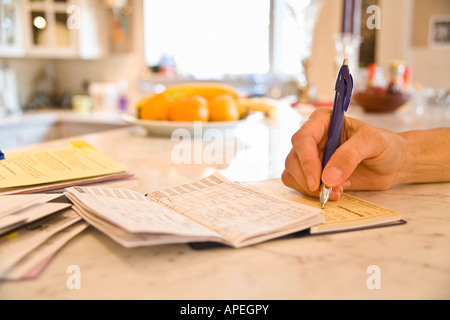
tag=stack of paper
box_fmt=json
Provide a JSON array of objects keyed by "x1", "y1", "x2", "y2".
[
  {"x1": 0, "y1": 194, "x2": 88, "y2": 281},
  {"x1": 0, "y1": 140, "x2": 133, "y2": 280},
  {"x1": 0, "y1": 140, "x2": 134, "y2": 195}
]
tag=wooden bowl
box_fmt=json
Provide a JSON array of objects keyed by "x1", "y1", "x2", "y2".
[{"x1": 353, "y1": 90, "x2": 411, "y2": 113}]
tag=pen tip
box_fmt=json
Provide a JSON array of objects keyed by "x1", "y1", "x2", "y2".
[{"x1": 343, "y1": 58, "x2": 349, "y2": 66}]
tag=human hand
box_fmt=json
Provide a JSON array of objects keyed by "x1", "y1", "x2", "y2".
[{"x1": 282, "y1": 108, "x2": 408, "y2": 200}]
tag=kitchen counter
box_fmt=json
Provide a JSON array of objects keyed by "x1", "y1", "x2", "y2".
[
  {"x1": 0, "y1": 110, "x2": 130, "y2": 150},
  {"x1": 0, "y1": 101, "x2": 449, "y2": 300}
]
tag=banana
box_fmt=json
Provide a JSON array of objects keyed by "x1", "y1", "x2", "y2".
[
  {"x1": 164, "y1": 82, "x2": 239, "y2": 101},
  {"x1": 237, "y1": 97, "x2": 278, "y2": 117}
]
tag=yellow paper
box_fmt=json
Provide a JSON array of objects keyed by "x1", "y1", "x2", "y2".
[
  {"x1": 242, "y1": 179, "x2": 401, "y2": 234},
  {"x1": 0, "y1": 141, "x2": 127, "y2": 190},
  {"x1": 294, "y1": 193, "x2": 401, "y2": 233}
]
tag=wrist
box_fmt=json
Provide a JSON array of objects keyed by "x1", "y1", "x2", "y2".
[
  {"x1": 396, "y1": 131, "x2": 418, "y2": 185},
  {"x1": 398, "y1": 128, "x2": 450, "y2": 184}
]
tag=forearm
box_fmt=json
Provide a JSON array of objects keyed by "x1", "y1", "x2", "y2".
[{"x1": 399, "y1": 128, "x2": 450, "y2": 185}]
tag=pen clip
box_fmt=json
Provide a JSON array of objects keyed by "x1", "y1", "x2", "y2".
[
  {"x1": 335, "y1": 64, "x2": 353, "y2": 112},
  {"x1": 342, "y1": 66, "x2": 354, "y2": 112},
  {"x1": 343, "y1": 72, "x2": 353, "y2": 112}
]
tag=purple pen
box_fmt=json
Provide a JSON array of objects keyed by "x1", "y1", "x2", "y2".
[{"x1": 320, "y1": 58, "x2": 353, "y2": 209}]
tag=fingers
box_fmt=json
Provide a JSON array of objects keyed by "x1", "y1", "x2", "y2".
[
  {"x1": 283, "y1": 108, "x2": 359, "y2": 202},
  {"x1": 283, "y1": 109, "x2": 355, "y2": 201},
  {"x1": 282, "y1": 169, "x2": 350, "y2": 201},
  {"x1": 283, "y1": 149, "x2": 315, "y2": 196},
  {"x1": 322, "y1": 125, "x2": 385, "y2": 187},
  {"x1": 330, "y1": 180, "x2": 352, "y2": 201},
  {"x1": 281, "y1": 170, "x2": 309, "y2": 196},
  {"x1": 290, "y1": 109, "x2": 331, "y2": 192}
]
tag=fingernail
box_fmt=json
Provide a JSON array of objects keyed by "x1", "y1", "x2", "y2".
[
  {"x1": 307, "y1": 175, "x2": 318, "y2": 192},
  {"x1": 330, "y1": 190, "x2": 341, "y2": 201},
  {"x1": 342, "y1": 180, "x2": 351, "y2": 189},
  {"x1": 322, "y1": 167, "x2": 343, "y2": 186}
]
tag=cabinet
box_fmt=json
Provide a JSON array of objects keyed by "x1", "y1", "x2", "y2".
[
  {"x1": 0, "y1": 0, "x2": 108, "y2": 59},
  {"x1": 22, "y1": 0, "x2": 78, "y2": 57},
  {"x1": 0, "y1": 0, "x2": 25, "y2": 57}
]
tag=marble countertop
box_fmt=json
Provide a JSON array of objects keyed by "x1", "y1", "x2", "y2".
[
  {"x1": 1, "y1": 102, "x2": 449, "y2": 300},
  {"x1": 0, "y1": 109, "x2": 130, "y2": 127}
]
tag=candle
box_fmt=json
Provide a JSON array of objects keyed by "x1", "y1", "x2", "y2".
[
  {"x1": 342, "y1": 0, "x2": 354, "y2": 34},
  {"x1": 342, "y1": 0, "x2": 362, "y2": 35},
  {"x1": 352, "y1": 0, "x2": 362, "y2": 35}
]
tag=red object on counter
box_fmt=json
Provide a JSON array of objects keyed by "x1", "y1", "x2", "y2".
[
  {"x1": 367, "y1": 63, "x2": 377, "y2": 85},
  {"x1": 403, "y1": 66, "x2": 411, "y2": 87}
]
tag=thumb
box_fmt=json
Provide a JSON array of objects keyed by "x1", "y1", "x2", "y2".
[{"x1": 321, "y1": 126, "x2": 382, "y2": 187}]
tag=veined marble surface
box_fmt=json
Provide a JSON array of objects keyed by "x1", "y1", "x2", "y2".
[{"x1": 0, "y1": 102, "x2": 449, "y2": 300}]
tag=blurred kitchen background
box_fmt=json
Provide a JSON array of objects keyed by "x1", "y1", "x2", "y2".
[{"x1": 0, "y1": 0, "x2": 449, "y2": 116}]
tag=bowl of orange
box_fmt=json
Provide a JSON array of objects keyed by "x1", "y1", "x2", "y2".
[{"x1": 126, "y1": 82, "x2": 270, "y2": 136}]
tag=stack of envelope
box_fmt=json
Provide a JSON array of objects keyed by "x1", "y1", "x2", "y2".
[{"x1": 0, "y1": 194, "x2": 88, "y2": 281}]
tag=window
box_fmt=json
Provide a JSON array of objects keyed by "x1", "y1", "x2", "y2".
[
  {"x1": 143, "y1": 0, "x2": 312, "y2": 79},
  {"x1": 144, "y1": 0, "x2": 271, "y2": 78}
]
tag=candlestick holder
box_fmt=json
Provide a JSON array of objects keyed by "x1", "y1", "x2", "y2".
[
  {"x1": 334, "y1": 32, "x2": 362, "y2": 77},
  {"x1": 288, "y1": 0, "x2": 324, "y2": 104},
  {"x1": 296, "y1": 58, "x2": 317, "y2": 103}
]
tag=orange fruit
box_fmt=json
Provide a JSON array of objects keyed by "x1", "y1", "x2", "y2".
[
  {"x1": 209, "y1": 94, "x2": 240, "y2": 121},
  {"x1": 169, "y1": 95, "x2": 210, "y2": 122},
  {"x1": 138, "y1": 93, "x2": 173, "y2": 121}
]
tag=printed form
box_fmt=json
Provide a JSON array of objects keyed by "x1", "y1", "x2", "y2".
[
  {"x1": 241, "y1": 179, "x2": 402, "y2": 234},
  {"x1": 148, "y1": 174, "x2": 323, "y2": 245},
  {"x1": 65, "y1": 173, "x2": 324, "y2": 248},
  {"x1": 0, "y1": 141, "x2": 127, "y2": 190}
]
